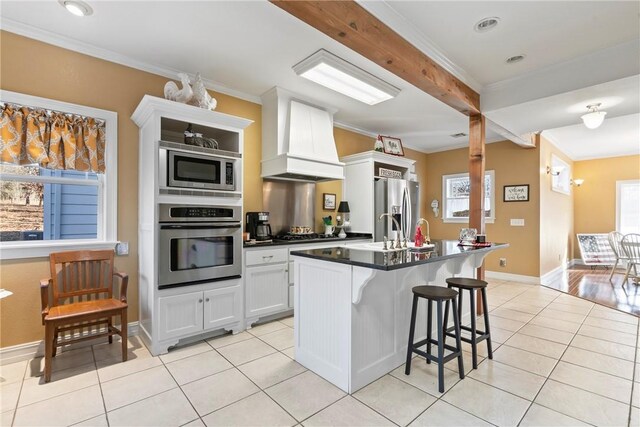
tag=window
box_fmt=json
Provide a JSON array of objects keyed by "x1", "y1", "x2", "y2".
[
  {"x1": 550, "y1": 154, "x2": 571, "y2": 195},
  {"x1": 0, "y1": 91, "x2": 117, "y2": 259},
  {"x1": 442, "y1": 171, "x2": 495, "y2": 223},
  {"x1": 617, "y1": 180, "x2": 640, "y2": 235}
]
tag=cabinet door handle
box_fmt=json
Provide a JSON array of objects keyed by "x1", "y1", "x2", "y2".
[
  {"x1": 205, "y1": 297, "x2": 210, "y2": 302},
  {"x1": 198, "y1": 299, "x2": 203, "y2": 303},
  {"x1": 262, "y1": 255, "x2": 274, "y2": 261}
]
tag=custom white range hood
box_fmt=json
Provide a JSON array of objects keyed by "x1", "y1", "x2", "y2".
[{"x1": 261, "y1": 87, "x2": 345, "y2": 182}]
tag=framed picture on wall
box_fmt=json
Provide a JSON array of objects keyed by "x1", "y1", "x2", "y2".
[
  {"x1": 380, "y1": 136, "x2": 404, "y2": 156},
  {"x1": 503, "y1": 184, "x2": 529, "y2": 202},
  {"x1": 323, "y1": 193, "x2": 336, "y2": 210}
]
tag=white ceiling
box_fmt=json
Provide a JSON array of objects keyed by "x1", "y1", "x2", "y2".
[
  {"x1": 372, "y1": 1, "x2": 640, "y2": 86},
  {"x1": 544, "y1": 113, "x2": 640, "y2": 161},
  {"x1": 1, "y1": 0, "x2": 639, "y2": 159}
]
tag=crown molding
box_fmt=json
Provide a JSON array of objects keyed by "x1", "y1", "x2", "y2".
[
  {"x1": 333, "y1": 121, "x2": 378, "y2": 139},
  {"x1": 570, "y1": 150, "x2": 640, "y2": 162},
  {"x1": 0, "y1": 18, "x2": 263, "y2": 105},
  {"x1": 355, "y1": 0, "x2": 483, "y2": 93}
]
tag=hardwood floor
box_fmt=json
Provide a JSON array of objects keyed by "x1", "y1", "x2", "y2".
[{"x1": 542, "y1": 265, "x2": 640, "y2": 316}]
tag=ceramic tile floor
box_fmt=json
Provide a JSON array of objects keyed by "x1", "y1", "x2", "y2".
[{"x1": 1, "y1": 279, "x2": 639, "y2": 426}]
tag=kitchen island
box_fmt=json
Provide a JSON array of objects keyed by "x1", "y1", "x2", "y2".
[{"x1": 290, "y1": 240, "x2": 508, "y2": 393}]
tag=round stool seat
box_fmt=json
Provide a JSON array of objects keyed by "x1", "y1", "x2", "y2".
[
  {"x1": 445, "y1": 277, "x2": 488, "y2": 289},
  {"x1": 412, "y1": 285, "x2": 458, "y2": 300}
]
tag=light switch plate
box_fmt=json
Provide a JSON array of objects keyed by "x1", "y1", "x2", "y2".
[
  {"x1": 510, "y1": 219, "x2": 525, "y2": 226},
  {"x1": 115, "y1": 242, "x2": 129, "y2": 255}
]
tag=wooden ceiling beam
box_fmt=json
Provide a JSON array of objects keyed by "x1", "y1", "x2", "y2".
[{"x1": 270, "y1": 0, "x2": 480, "y2": 116}]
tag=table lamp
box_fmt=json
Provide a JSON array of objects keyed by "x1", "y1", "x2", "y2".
[{"x1": 337, "y1": 201, "x2": 350, "y2": 238}]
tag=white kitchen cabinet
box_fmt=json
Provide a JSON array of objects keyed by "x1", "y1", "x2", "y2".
[
  {"x1": 158, "y1": 284, "x2": 242, "y2": 343},
  {"x1": 245, "y1": 263, "x2": 289, "y2": 324},
  {"x1": 341, "y1": 151, "x2": 416, "y2": 235},
  {"x1": 158, "y1": 291, "x2": 204, "y2": 342},
  {"x1": 288, "y1": 260, "x2": 295, "y2": 309},
  {"x1": 133, "y1": 96, "x2": 251, "y2": 355},
  {"x1": 244, "y1": 239, "x2": 373, "y2": 324},
  {"x1": 203, "y1": 285, "x2": 242, "y2": 330}
]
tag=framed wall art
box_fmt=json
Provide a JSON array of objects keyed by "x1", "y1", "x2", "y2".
[
  {"x1": 323, "y1": 193, "x2": 336, "y2": 210},
  {"x1": 503, "y1": 184, "x2": 529, "y2": 202},
  {"x1": 380, "y1": 136, "x2": 404, "y2": 156}
]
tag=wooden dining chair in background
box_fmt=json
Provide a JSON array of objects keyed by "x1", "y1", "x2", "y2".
[
  {"x1": 40, "y1": 249, "x2": 128, "y2": 382},
  {"x1": 621, "y1": 233, "x2": 640, "y2": 287},
  {"x1": 608, "y1": 231, "x2": 628, "y2": 281}
]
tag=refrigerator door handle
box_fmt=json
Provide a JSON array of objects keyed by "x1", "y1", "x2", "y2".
[{"x1": 403, "y1": 185, "x2": 409, "y2": 240}]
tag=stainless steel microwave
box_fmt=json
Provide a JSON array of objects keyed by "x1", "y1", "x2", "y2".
[{"x1": 160, "y1": 149, "x2": 236, "y2": 191}]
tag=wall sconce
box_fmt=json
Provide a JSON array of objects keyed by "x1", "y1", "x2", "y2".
[
  {"x1": 546, "y1": 166, "x2": 561, "y2": 176},
  {"x1": 571, "y1": 178, "x2": 584, "y2": 187}
]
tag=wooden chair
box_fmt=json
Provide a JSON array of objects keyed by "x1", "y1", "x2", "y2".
[
  {"x1": 608, "y1": 231, "x2": 629, "y2": 281},
  {"x1": 40, "y1": 249, "x2": 128, "y2": 382},
  {"x1": 621, "y1": 233, "x2": 640, "y2": 287}
]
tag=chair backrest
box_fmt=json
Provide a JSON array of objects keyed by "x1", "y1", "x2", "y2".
[
  {"x1": 608, "y1": 231, "x2": 627, "y2": 259},
  {"x1": 621, "y1": 233, "x2": 640, "y2": 263},
  {"x1": 49, "y1": 250, "x2": 115, "y2": 306}
]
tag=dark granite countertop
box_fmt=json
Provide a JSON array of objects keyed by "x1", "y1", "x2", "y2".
[
  {"x1": 243, "y1": 233, "x2": 372, "y2": 249},
  {"x1": 290, "y1": 240, "x2": 509, "y2": 271}
]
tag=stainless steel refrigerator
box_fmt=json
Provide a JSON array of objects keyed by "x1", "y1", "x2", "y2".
[{"x1": 374, "y1": 178, "x2": 420, "y2": 242}]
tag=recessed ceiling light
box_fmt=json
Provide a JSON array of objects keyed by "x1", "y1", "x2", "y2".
[
  {"x1": 59, "y1": 0, "x2": 93, "y2": 17},
  {"x1": 506, "y1": 55, "x2": 526, "y2": 64},
  {"x1": 474, "y1": 17, "x2": 500, "y2": 33},
  {"x1": 293, "y1": 49, "x2": 400, "y2": 105}
]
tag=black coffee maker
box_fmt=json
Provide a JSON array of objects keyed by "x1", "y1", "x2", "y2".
[{"x1": 246, "y1": 212, "x2": 272, "y2": 241}]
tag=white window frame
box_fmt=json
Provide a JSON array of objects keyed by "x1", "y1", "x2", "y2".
[
  {"x1": 616, "y1": 179, "x2": 640, "y2": 234},
  {"x1": 0, "y1": 90, "x2": 118, "y2": 259},
  {"x1": 442, "y1": 170, "x2": 495, "y2": 224},
  {"x1": 550, "y1": 154, "x2": 571, "y2": 195}
]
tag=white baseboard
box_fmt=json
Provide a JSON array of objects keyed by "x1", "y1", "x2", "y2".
[
  {"x1": 0, "y1": 322, "x2": 139, "y2": 366},
  {"x1": 485, "y1": 270, "x2": 541, "y2": 284},
  {"x1": 540, "y1": 265, "x2": 565, "y2": 285},
  {"x1": 569, "y1": 258, "x2": 584, "y2": 267}
]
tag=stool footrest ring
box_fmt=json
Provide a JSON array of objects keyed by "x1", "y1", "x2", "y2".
[
  {"x1": 411, "y1": 338, "x2": 460, "y2": 354},
  {"x1": 411, "y1": 347, "x2": 462, "y2": 365},
  {"x1": 445, "y1": 330, "x2": 490, "y2": 345}
]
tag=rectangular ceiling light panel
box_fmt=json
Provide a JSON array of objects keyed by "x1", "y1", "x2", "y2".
[{"x1": 293, "y1": 49, "x2": 400, "y2": 105}]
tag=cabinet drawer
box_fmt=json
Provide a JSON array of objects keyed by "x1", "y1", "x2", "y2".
[{"x1": 245, "y1": 247, "x2": 287, "y2": 266}]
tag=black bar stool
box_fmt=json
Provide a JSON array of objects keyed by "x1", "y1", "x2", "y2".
[
  {"x1": 405, "y1": 285, "x2": 464, "y2": 393},
  {"x1": 443, "y1": 277, "x2": 493, "y2": 369}
]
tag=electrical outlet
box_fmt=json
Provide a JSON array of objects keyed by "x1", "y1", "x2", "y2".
[
  {"x1": 499, "y1": 258, "x2": 507, "y2": 267},
  {"x1": 510, "y1": 219, "x2": 525, "y2": 226},
  {"x1": 115, "y1": 242, "x2": 129, "y2": 256}
]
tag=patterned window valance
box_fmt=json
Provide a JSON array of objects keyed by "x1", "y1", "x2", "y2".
[{"x1": 0, "y1": 102, "x2": 106, "y2": 173}]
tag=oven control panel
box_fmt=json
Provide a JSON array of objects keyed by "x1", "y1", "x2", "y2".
[
  {"x1": 171, "y1": 207, "x2": 234, "y2": 218},
  {"x1": 159, "y1": 204, "x2": 242, "y2": 223}
]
